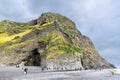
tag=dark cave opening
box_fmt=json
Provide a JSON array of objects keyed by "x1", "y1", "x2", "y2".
[
  {"x1": 25, "y1": 48, "x2": 41, "y2": 66},
  {"x1": 81, "y1": 58, "x2": 83, "y2": 67}
]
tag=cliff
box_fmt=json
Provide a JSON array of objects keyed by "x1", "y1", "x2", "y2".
[{"x1": 0, "y1": 12, "x2": 113, "y2": 70}]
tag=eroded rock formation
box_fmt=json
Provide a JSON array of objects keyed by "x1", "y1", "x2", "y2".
[{"x1": 0, "y1": 12, "x2": 114, "y2": 70}]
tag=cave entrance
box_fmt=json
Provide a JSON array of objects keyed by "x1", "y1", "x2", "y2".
[
  {"x1": 25, "y1": 48, "x2": 41, "y2": 66},
  {"x1": 31, "y1": 48, "x2": 41, "y2": 66},
  {"x1": 81, "y1": 58, "x2": 83, "y2": 67}
]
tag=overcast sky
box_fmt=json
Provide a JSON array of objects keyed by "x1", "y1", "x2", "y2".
[{"x1": 0, "y1": 0, "x2": 120, "y2": 67}]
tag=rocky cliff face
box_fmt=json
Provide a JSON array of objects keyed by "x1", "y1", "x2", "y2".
[{"x1": 0, "y1": 12, "x2": 113, "y2": 70}]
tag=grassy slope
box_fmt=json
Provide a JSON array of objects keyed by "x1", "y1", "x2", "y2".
[{"x1": 0, "y1": 15, "x2": 81, "y2": 59}]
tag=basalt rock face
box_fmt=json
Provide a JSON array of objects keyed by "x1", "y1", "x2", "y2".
[{"x1": 0, "y1": 12, "x2": 113, "y2": 70}]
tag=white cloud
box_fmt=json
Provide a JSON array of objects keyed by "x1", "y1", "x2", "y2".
[
  {"x1": 0, "y1": 16, "x2": 5, "y2": 21},
  {"x1": 100, "y1": 48, "x2": 120, "y2": 65},
  {"x1": 10, "y1": 0, "x2": 37, "y2": 20},
  {"x1": 100, "y1": 48, "x2": 120, "y2": 56},
  {"x1": 12, "y1": 0, "x2": 30, "y2": 17},
  {"x1": 0, "y1": 0, "x2": 38, "y2": 21}
]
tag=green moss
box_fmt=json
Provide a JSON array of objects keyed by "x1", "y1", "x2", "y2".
[
  {"x1": 41, "y1": 21, "x2": 54, "y2": 27},
  {"x1": 38, "y1": 31, "x2": 67, "y2": 45},
  {"x1": 39, "y1": 36, "x2": 51, "y2": 44},
  {"x1": 58, "y1": 22, "x2": 76, "y2": 39},
  {"x1": 0, "y1": 29, "x2": 32, "y2": 47},
  {"x1": 31, "y1": 21, "x2": 54, "y2": 31},
  {"x1": 0, "y1": 20, "x2": 33, "y2": 35},
  {"x1": 37, "y1": 30, "x2": 80, "y2": 58},
  {"x1": 43, "y1": 45, "x2": 64, "y2": 58},
  {"x1": 6, "y1": 42, "x2": 26, "y2": 50},
  {"x1": 43, "y1": 43, "x2": 81, "y2": 58},
  {"x1": 66, "y1": 30, "x2": 76, "y2": 38},
  {"x1": 5, "y1": 39, "x2": 36, "y2": 50},
  {"x1": 58, "y1": 44, "x2": 81, "y2": 54}
]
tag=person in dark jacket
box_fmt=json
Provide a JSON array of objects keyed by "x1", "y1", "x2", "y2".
[{"x1": 24, "y1": 68, "x2": 28, "y2": 74}]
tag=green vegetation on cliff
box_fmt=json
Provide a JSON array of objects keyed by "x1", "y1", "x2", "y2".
[
  {"x1": 0, "y1": 13, "x2": 81, "y2": 58},
  {"x1": 0, "y1": 12, "x2": 112, "y2": 69}
]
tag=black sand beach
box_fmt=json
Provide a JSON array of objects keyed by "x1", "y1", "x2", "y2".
[{"x1": 0, "y1": 66, "x2": 120, "y2": 80}]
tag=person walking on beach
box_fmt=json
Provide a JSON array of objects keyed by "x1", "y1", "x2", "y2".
[
  {"x1": 42, "y1": 67, "x2": 44, "y2": 71},
  {"x1": 24, "y1": 68, "x2": 28, "y2": 74},
  {"x1": 110, "y1": 69, "x2": 115, "y2": 75},
  {"x1": 16, "y1": 64, "x2": 19, "y2": 68}
]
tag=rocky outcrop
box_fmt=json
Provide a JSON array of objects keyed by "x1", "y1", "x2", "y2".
[{"x1": 0, "y1": 12, "x2": 114, "y2": 70}]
